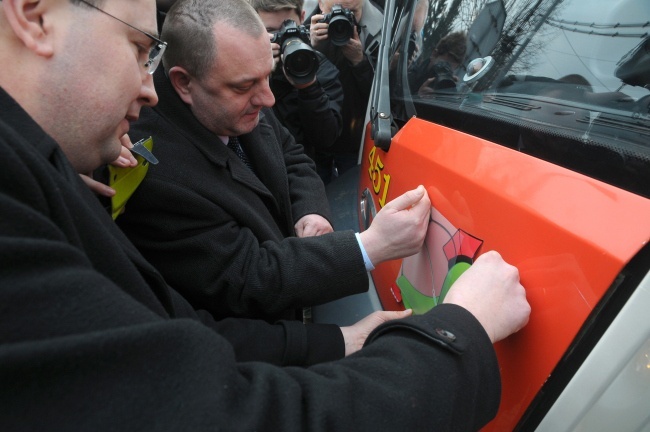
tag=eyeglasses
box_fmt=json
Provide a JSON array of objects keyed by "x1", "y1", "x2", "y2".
[{"x1": 77, "y1": 0, "x2": 167, "y2": 74}]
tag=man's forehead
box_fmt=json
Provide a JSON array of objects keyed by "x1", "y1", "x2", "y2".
[
  {"x1": 326, "y1": 0, "x2": 363, "y2": 9},
  {"x1": 259, "y1": 9, "x2": 300, "y2": 30},
  {"x1": 212, "y1": 21, "x2": 272, "y2": 76},
  {"x1": 325, "y1": 0, "x2": 362, "y2": 10}
]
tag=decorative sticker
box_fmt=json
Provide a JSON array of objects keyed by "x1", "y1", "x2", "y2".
[{"x1": 396, "y1": 206, "x2": 483, "y2": 315}]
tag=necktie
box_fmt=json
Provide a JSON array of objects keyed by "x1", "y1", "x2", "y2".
[{"x1": 227, "y1": 136, "x2": 254, "y2": 171}]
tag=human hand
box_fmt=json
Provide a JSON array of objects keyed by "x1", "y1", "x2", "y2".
[
  {"x1": 417, "y1": 75, "x2": 459, "y2": 96},
  {"x1": 340, "y1": 309, "x2": 413, "y2": 356},
  {"x1": 284, "y1": 74, "x2": 318, "y2": 89},
  {"x1": 309, "y1": 14, "x2": 328, "y2": 49},
  {"x1": 294, "y1": 214, "x2": 334, "y2": 237},
  {"x1": 80, "y1": 174, "x2": 115, "y2": 197},
  {"x1": 340, "y1": 26, "x2": 364, "y2": 66},
  {"x1": 443, "y1": 250, "x2": 531, "y2": 343},
  {"x1": 79, "y1": 134, "x2": 137, "y2": 197},
  {"x1": 269, "y1": 34, "x2": 281, "y2": 71},
  {"x1": 359, "y1": 185, "x2": 430, "y2": 265}
]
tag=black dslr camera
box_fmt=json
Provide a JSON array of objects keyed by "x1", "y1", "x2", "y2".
[
  {"x1": 319, "y1": 4, "x2": 359, "y2": 46},
  {"x1": 428, "y1": 61, "x2": 457, "y2": 91},
  {"x1": 271, "y1": 19, "x2": 319, "y2": 85}
]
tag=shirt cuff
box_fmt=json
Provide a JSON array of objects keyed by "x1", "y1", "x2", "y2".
[{"x1": 355, "y1": 232, "x2": 375, "y2": 271}]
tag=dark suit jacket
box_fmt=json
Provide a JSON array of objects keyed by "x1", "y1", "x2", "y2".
[
  {"x1": 118, "y1": 70, "x2": 369, "y2": 321},
  {"x1": 0, "y1": 86, "x2": 502, "y2": 431}
]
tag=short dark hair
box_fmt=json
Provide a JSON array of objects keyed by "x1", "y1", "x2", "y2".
[
  {"x1": 162, "y1": 0, "x2": 265, "y2": 79},
  {"x1": 248, "y1": 0, "x2": 303, "y2": 16},
  {"x1": 435, "y1": 31, "x2": 467, "y2": 64}
]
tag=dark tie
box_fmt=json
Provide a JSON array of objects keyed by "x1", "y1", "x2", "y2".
[{"x1": 227, "y1": 136, "x2": 254, "y2": 171}]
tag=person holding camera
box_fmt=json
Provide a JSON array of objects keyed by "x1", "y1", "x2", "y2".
[
  {"x1": 250, "y1": 0, "x2": 344, "y2": 163},
  {"x1": 408, "y1": 31, "x2": 468, "y2": 96},
  {"x1": 307, "y1": 0, "x2": 383, "y2": 182}
]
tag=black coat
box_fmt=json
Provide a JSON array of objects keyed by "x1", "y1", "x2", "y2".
[
  {"x1": 270, "y1": 51, "x2": 344, "y2": 158},
  {"x1": 0, "y1": 87, "x2": 502, "y2": 431},
  {"x1": 118, "y1": 71, "x2": 369, "y2": 322},
  {"x1": 0, "y1": 87, "x2": 341, "y2": 367}
]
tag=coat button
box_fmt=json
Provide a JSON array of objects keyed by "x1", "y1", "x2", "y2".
[{"x1": 435, "y1": 328, "x2": 456, "y2": 341}]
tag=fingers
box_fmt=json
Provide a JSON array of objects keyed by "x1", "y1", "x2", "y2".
[
  {"x1": 384, "y1": 185, "x2": 426, "y2": 212},
  {"x1": 384, "y1": 185, "x2": 431, "y2": 226},
  {"x1": 341, "y1": 309, "x2": 412, "y2": 356},
  {"x1": 360, "y1": 186, "x2": 430, "y2": 264},
  {"x1": 294, "y1": 215, "x2": 333, "y2": 238},
  {"x1": 374, "y1": 308, "x2": 413, "y2": 323},
  {"x1": 294, "y1": 222, "x2": 305, "y2": 238},
  {"x1": 119, "y1": 133, "x2": 134, "y2": 149},
  {"x1": 80, "y1": 174, "x2": 115, "y2": 197},
  {"x1": 442, "y1": 251, "x2": 531, "y2": 343},
  {"x1": 310, "y1": 15, "x2": 328, "y2": 46},
  {"x1": 114, "y1": 134, "x2": 137, "y2": 167},
  {"x1": 341, "y1": 37, "x2": 364, "y2": 65}
]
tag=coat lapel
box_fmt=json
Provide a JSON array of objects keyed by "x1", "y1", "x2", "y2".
[{"x1": 151, "y1": 69, "x2": 275, "y2": 200}]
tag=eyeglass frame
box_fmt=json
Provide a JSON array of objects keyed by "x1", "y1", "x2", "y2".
[{"x1": 77, "y1": 0, "x2": 167, "y2": 74}]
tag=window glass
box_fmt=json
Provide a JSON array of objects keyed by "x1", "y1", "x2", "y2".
[{"x1": 389, "y1": 0, "x2": 650, "y2": 197}]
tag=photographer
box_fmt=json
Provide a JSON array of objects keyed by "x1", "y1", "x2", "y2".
[
  {"x1": 251, "y1": 0, "x2": 344, "y2": 162},
  {"x1": 308, "y1": 0, "x2": 383, "y2": 182},
  {"x1": 408, "y1": 31, "x2": 467, "y2": 96}
]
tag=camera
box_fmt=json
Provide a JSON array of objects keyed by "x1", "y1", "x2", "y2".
[
  {"x1": 271, "y1": 19, "x2": 319, "y2": 85},
  {"x1": 319, "y1": 4, "x2": 359, "y2": 47},
  {"x1": 428, "y1": 61, "x2": 457, "y2": 91}
]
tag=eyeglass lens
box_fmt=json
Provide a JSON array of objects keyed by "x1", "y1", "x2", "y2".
[{"x1": 145, "y1": 43, "x2": 167, "y2": 74}]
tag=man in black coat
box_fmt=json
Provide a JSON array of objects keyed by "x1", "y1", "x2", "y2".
[
  {"x1": 0, "y1": 0, "x2": 530, "y2": 430},
  {"x1": 117, "y1": 0, "x2": 430, "y2": 325}
]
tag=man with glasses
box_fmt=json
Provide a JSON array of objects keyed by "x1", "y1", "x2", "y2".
[
  {"x1": 0, "y1": 0, "x2": 530, "y2": 430},
  {"x1": 78, "y1": 0, "x2": 167, "y2": 73}
]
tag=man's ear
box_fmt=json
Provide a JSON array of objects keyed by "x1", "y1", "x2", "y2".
[
  {"x1": 168, "y1": 66, "x2": 194, "y2": 106},
  {"x1": 2, "y1": 0, "x2": 55, "y2": 57}
]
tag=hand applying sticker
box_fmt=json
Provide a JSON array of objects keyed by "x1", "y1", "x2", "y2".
[{"x1": 359, "y1": 185, "x2": 431, "y2": 266}]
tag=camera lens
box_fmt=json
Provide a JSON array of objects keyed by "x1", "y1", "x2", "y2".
[
  {"x1": 283, "y1": 39, "x2": 319, "y2": 84},
  {"x1": 430, "y1": 61, "x2": 457, "y2": 91},
  {"x1": 328, "y1": 15, "x2": 353, "y2": 46}
]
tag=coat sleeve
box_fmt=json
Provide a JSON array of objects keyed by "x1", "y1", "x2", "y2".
[
  {"x1": 167, "y1": 288, "x2": 345, "y2": 366},
  {"x1": 294, "y1": 55, "x2": 344, "y2": 151},
  {"x1": 0, "y1": 150, "x2": 501, "y2": 431},
  {"x1": 1, "y1": 241, "x2": 501, "y2": 432},
  {"x1": 117, "y1": 108, "x2": 370, "y2": 321}
]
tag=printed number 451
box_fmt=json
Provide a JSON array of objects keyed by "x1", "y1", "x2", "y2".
[{"x1": 368, "y1": 146, "x2": 391, "y2": 208}]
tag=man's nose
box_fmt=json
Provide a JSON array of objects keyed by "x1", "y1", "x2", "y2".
[
  {"x1": 140, "y1": 73, "x2": 159, "y2": 107},
  {"x1": 252, "y1": 80, "x2": 275, "y2": 108}
]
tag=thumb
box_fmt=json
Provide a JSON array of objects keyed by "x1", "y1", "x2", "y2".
[
  {"x1": 384, "y1": 185, "x2": 425, "y2": 211},
  {"x1": 378, "y1": 308, "x2": 413, "y2": 323}
]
